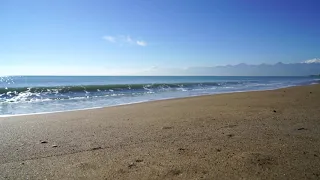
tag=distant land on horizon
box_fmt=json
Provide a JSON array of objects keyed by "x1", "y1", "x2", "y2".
[
  {"x1": 140, "y1": 58, "x2": 320, "y2": 76},
  {"x1": 310, "y1": 74, "x2": 320, "y2": 77}
]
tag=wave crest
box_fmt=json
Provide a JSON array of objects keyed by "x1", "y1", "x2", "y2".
[{"x1": 0, "y1": 82, "x2": 245, "y2": 103}]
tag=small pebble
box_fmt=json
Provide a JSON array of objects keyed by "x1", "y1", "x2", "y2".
[
  {"x1": 128, "y1": 162, "x2": 136, "y2": 168},
  {"x1": 52, "y1": 145, "x2": 58, "y2": 148},
  {"x1": 227, "y1": 134, "x2": 234, "y2": 138},
  {"x1": 40, "y1": 141, "x2": 48, "y2": 144},
  {"x1": 135, "y1": 159, "x2": 143, "y2": 163},
  {"x1": 273, "y1": 110, "x2": 277, "y2": 113}
]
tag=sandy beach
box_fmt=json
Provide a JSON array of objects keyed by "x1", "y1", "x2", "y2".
[{"x1": 0, "y1": 84, "x2": 319, "y2": 180}]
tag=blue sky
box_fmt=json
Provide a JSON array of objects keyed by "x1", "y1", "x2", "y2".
[{"x1": 0, "y1": 0, "x2": 319, "y2": 75}]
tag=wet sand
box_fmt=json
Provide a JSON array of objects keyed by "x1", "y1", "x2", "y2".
[{"x1": 0, "y1": 85, "x2": 320, "y2": 180}]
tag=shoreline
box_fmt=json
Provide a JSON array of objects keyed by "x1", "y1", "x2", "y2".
[
  {"x1": 0, "y1": 84, "x2": 310, "y2": 118},
  {"x1": 1, "y1": 84, "x2": 320, "y2": 179}
]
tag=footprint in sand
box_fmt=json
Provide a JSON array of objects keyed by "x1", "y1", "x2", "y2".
[
  {"x1": 228, "y1": 152, "x2": 276, "y2": 170},
  {"x1": 224, "y1": 124, "x2": 238, "y2": 128},
  {"x1": 75, "y1": 162, "x2": 97, "y2": 170},
  {"x1": 165, "y1": 169, "x2": 182, "y2": 177}
]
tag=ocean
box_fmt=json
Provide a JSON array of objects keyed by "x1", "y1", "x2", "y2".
[{"x1": 0, "y1": 76, "x2": 318, "y2": 116}]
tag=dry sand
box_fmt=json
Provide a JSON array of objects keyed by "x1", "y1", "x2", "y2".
[{"x1": 0, "y1": 85, "x2": 320, "y2": 180}]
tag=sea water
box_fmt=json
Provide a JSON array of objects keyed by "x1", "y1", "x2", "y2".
[{"x1": 0, "y1": 76, "x2": 318, "y2": 116}]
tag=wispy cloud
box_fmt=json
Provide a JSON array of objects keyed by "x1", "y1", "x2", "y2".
[
  {"x1": 136, "y1": 40, "x2": 147, "y2": 46},
  {"x1": 102, "y1": 36, "x2": 116, "y2": 43},
  {"x1": 102, "y1": 35, "x2": 147, "y2": 47},
  {"x1": 125, "y1": 36, "x2": 133, "y2": 43}
]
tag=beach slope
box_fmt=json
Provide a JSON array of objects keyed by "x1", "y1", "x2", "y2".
[{"x1": 0, "y1": 85, "x2": 320, "y2": 179}]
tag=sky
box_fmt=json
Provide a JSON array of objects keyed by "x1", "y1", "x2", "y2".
[{"x1": 0, "y1": 0, "x2": 320, "y2": 75}]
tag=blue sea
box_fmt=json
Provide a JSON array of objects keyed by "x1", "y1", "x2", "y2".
[{"x1": 0, "y1": 76, "x2": 318, "y2": 116}]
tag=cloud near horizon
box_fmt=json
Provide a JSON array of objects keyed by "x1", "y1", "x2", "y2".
[{"x1": 103, "y1": 35, "x2": 147, "y2": 46}]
